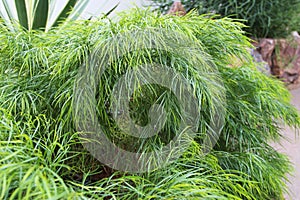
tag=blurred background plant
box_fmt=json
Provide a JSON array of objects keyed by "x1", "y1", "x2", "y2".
[{"x1": 149, "y1": 0, "x2": 300, "y2": 38}]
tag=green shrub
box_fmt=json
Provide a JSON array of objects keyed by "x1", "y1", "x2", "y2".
[
  {"x1": 149, "y1": 0, "x2": 300, "y2": 38},
  {"x1": 0, "y1": 8, "x2": 299, "y2": 199}
]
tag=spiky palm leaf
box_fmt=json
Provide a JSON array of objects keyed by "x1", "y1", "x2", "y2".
[{"x1": 0, "y1": 0, "x2": 89, "y2": 31}]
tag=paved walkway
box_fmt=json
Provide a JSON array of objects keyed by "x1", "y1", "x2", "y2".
[{"x1": 272, "y1": 87, "x2": 300, "y2": 200}]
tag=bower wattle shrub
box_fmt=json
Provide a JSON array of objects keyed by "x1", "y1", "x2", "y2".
[{"x1": 0, "y1": 9, "x2": 299, "y2": 199}]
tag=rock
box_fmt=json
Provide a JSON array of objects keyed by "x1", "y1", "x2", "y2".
[
  {"x1": 292, "y1": 31, "x2": 300, "y2": 44},
  {"x1": 167, "y1": 1, "x2": 186, "y2": 16},
  {"x1": 253, "y1": 32, "x2": 300, "y2": 86},
  {"x1": 250, "y1": 48, "x2": 271, "y2": 75}
]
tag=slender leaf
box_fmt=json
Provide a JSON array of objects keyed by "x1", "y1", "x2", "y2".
[
  {"x1": 14, "y1": 0, "x2": 28, "y2": 29},
  {"x1": 104, "y1": 2, "x2": 119, "y2": 17},
  {"x1": 2, "y1": 0, "x2": 14, "y2": 21},
  {"x1": 51, "y1": 0, "x2": 78, "y2": 28},
  {"x1": 66, "y1": 0, "x2": 89, "y2": 21},
  {"x1": 32, "y1": 0, "x2": 49, "y2": 30}
]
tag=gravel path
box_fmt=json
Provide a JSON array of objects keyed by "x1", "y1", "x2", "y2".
[{"x1": 272, "y1": 87, "x2": 300, "y2": 200}]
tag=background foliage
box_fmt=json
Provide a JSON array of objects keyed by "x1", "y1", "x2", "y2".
[
  {"x1": 0, "y1": 8, "x2": 299, "y2": 199},
  {"x1": 149, "y1": 0, "x2": 300, "y2": 38}
]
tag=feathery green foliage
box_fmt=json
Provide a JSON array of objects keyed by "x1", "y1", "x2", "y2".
[{"x1": 0, "y1": 8, "x2": 299, "y2": 199}]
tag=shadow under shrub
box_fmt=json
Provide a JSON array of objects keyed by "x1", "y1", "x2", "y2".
[{"x1": 0, "y1": 8, "x2": 299, "y2": 199}]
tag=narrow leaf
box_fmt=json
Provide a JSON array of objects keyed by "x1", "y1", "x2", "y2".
[
  {"x1": 14, "y1": 0, "x2": 28, "y2": 29},
  {"x1": 32, "y1": 0, "x2": 49, "y2": 30},
  {"x1": 2, "y1": 0, "x2": 14, "y2": 21},
  {"x1": 104, "y1": 2, "x2": 119, "y2": 18},
  {"x1": 51, "y1": 0, "x2": 78, "y2": 28},
  {"x1": 66, "y1": 0, "x2": 89, "y2": 22}
]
